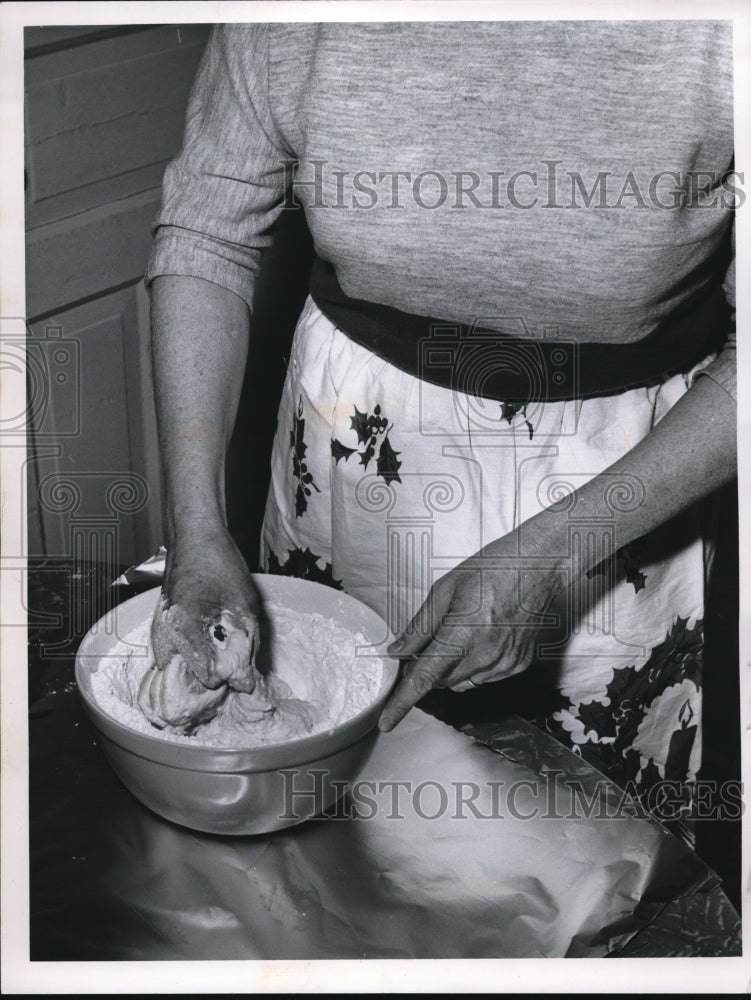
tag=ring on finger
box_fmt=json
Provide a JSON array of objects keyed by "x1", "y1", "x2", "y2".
[{"x1": 449, "y1": 677, "x2": 479, "y2": 693}]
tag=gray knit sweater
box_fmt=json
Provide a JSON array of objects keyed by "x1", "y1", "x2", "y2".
[{"x1": 146, "y1": 21, "x2": 736, "y2": 398}]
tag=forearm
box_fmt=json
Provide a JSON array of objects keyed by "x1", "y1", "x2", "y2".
[
  {"x1": 150, "y1": 275, "x2": 251, "y2": 544},
  {"x1": 521, "y1": 374, "x2": 737, "y2": 573}
]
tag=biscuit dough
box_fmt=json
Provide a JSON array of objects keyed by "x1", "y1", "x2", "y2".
[{"x1": 90, "y1": 603, "x2": 384, "y2": 748}]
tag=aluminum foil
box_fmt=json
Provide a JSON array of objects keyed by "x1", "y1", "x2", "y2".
[
  {"x1": 31, "y1": 655, "x2": 722, "y2": 960},
  {"x1": 111, "y1": 547, "x2": 167, "y2": 587}
]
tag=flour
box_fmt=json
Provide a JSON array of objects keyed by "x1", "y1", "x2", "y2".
[{"x1": 88, "y1": 602, "x2": 384, "y2": 748}]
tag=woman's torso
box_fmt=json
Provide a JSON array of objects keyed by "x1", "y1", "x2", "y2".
[{"x1": 258, "y1": 20, "x2": 734, "y2": 343}]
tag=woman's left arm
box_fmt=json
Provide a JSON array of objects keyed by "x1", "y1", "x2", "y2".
[{"x1": 379, "y1": 371, "x2": 737, "y2": 731}]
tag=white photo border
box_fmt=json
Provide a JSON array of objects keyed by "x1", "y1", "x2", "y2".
[{"x1": 2, "y1": 0, "x2": 749, "y2": 993}]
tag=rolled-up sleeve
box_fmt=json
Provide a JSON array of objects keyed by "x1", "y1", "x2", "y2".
[
  {"x1": 693, "y1": 224, "x2": 736, "y2": 402},
  {"x1": 145, "y1": 24, "x2": 290, "y2": 309}
]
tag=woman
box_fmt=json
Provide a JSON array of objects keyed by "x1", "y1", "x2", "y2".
[{"x1": 143, "y1": 21, "x2": 737, "y2": 829}]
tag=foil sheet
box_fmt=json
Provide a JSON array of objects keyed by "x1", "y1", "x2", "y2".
[
  {"x1": 111, "y1": 547, "x2": 167, "y2": 587},
  {"x1": 30, "y1": 647, "x2": 727, "y2": 961}
]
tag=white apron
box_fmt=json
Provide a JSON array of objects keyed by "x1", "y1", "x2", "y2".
[{"x1": 261, "y1": 296, "x2": 715, "y2": 839}]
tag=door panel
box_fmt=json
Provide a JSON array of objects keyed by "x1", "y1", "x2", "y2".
[
  {"x1": 25, "y1": 190, "x2": 161, "y2": 319},
  {"x1": 28, "y1": 283, "x2": 162, "y2": 569},
  {"x1": 25, "y1": 24, "x2": 211, "y2": 568}
]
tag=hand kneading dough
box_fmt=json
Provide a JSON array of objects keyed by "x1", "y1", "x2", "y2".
[
  {"x1": 138, "y1": 606, "x2": 263, "y2": 732},
  {"x1": 92, "y1": 602, "x2": 384, "y2": 748},
  {"x1": 137, "y1": 652, "x2": 229, "y2": 730},
  {"x1": 208, "y1": 609, "x2": 259, "y2": 689}
]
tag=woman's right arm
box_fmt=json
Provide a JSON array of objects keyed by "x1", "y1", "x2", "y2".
[
  {"x1": 148, "y1": 274, "x2": 262, "y2": 695},
  {"x1": 151, "y1": 273, "x2": 249, "y2": 551},
  {"x1": 143, "y1": 25, "x2": 292, "y2": 709}
]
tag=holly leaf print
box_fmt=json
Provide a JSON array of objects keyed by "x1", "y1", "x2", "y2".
[
  {"x1": 587, "y1": 543, "x2": 647, "y2": 595},
  {"x1": 680, "y1": 648, "x2": 702, "y2": 689},
  {"x1": 605, "y1": 663, "x2": 639, "y2": 710},
  {"x1": 295, "y1": 484, "x2": 309, "y2": 519},
  {"x1": 290, "y1": 396, "x2": 320, "y2": 518},
  {"x1": 500, "y1": 401, "x2": 534, "y2": 439},
  {"x1": 622, "y1": 548, "x2": 648, "y2": 593},
  {"x1": 290, "y1": 398, "x2": 307, "y2": 457},
  {"x1": 340, "y1": 403, "x2": 402, "y2": 483},
  {"x1": 290, "y1": 423, "x2": 306, "y2": 457},
  {"x1": 350, "y1": 406, "x2": 371, "y2": 444},
  {"x1": 501, "y1": 401, "x2": 521, "y2": 424},
  {"x1": 640, "y1": 617, "x2": 703, "y2": 693},
  {"x1": 331, "y1": 438, "x2": 356, "y2": 464},
  {"x1": 625, "y1": 565, "x2": 647, "y2": 593},
  {"x1": 359, "y1": 442, "x2": 376, "y2": 469},
  {"x1": 577, "y1": 699, "x2": 617, "y2": 740},
  {"x1": 377, "y1": 435, "x2": 402, "y2": 483}
]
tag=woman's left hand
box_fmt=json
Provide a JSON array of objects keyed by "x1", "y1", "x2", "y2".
[{"x1": 378, "y1": 529, "x2": 568, "y2": 731}]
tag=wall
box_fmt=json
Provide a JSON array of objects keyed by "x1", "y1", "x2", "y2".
[{"x1": 24, "y1": 24, "x2": 211, "y2": 569}]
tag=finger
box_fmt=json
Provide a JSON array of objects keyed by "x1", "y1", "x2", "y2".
[
  {"x1": 409, "y1": 629, "x2": 504, "y2": 695},
  {"x1": 377, "y1": 663, "x2": 441, "y2": 732},
  {"x1": 438, "y1": 652, "x2": 493, "y2": 691},
  {"x1": 441, "y1": 650, "x2": 533, "y2": 691},
  {"x1": 209, "y1": 610, "x2": 261, "y2": 692},
  {"x1": 152, "y1": 599, "x2": 260, "y2": 692},
  {"x1": 165, "y1": 659, "x2": 228, "y2": 726},
  {"x1": 379, "y1": 630, "x2": 468, "y2": 731},
  {"x1": 443, "y1": 658, "x2": 504, "y2": 691},
  {"x1": 387, "y1": 584, "x2": 453, "y2": 658},
  {"x1": 448, "y1": 677, "x2": 479, "y2": 693},
  {"x1": 138, "y1": 654, "x2": 228, "y2": 731},
  {"x1": 152, "y1": 600, "x2": 218, "y2": 688},
  {"x1": 137, "y1": 666, "x2": 166, "y2": 728}
]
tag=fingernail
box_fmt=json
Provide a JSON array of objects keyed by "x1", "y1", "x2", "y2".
[{"x1": 387, "y1": 639, "x2": 404, "y2": 655}]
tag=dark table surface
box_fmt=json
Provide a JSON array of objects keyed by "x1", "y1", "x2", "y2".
[{"x1": 27, "y1": 559, "x2": 742, "y2": 960}]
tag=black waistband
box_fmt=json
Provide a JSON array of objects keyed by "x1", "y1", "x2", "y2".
[{"x1": 309, "y1": 256, "x2": 731, "y2": 403}]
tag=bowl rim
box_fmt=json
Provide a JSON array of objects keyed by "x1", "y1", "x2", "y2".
[{"x1": 75, "y1": 577, "x2": 399, "y2": 771}]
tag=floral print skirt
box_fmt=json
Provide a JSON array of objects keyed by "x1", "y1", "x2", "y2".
[{"x1": 261, "y1": 296, "x2": 716, "y2": 837}]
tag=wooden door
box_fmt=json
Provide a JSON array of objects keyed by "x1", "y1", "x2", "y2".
[{"x1": 24, "y1": 24, "x2": 211, "y2": 571}]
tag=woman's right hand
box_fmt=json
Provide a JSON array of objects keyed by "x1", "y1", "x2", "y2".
[
  {"x1": 138, "y1": 529, "x2": 265, "y2": 731},
  {"x1": 146, "y1": 275, "x2": 260, "y2": 730}
]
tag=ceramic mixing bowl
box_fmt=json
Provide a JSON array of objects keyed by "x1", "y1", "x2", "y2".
[{"x1": 75, "y1": 575, "x2": 397, "y2": 835}]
